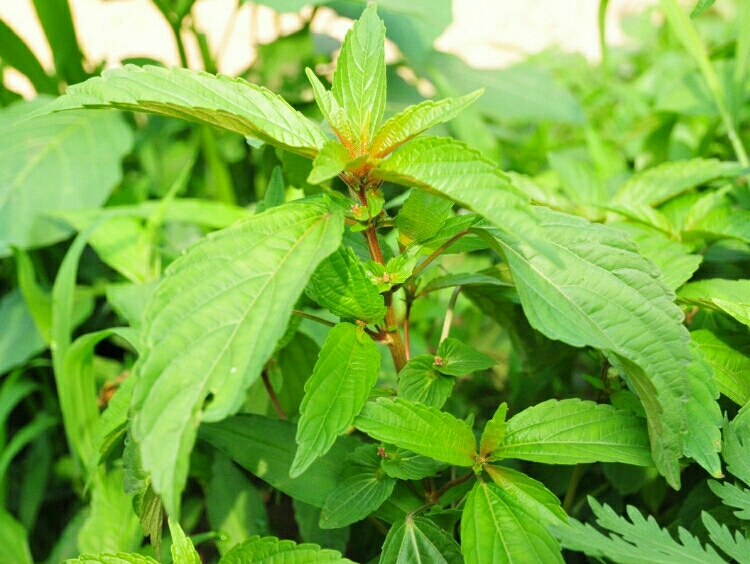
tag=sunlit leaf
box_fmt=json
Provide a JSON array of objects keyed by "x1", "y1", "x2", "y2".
[
  {"x1": 220, "y1": 535, "x2": 354, "y2": 563},
  {"x1": 380, "y1": 515, "x2": 463, "y2": 564}
]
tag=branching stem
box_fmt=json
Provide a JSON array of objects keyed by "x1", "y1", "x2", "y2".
[{"x1": 411, "y1": 230, "x2": 470, "y2": 282}]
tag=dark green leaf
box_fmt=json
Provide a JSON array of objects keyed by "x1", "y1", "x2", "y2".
[
  {"x1": 275, "y1": 332, "x2": 320, "y2": 419},
  {"x1": 32, "y1": 0, "x2": 86, "y2": 84},
  {"x1": 690, "y1": 0, "x2": 717, "y2": 18},
  {"x1": 723, "y1": 405, "x2": 750, "y2": 486},
  {"x1": 294, "y1": 500, "x2": 350, "y2": 553},
  {"x1": 292, "y1": 323, "x2": 380, "y2": 477},
  {"x1": 0, "y1": 19, "x2": 56, "y2": 94}
]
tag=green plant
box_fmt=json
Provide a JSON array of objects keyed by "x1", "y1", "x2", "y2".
[{"x1": 2, "y1": 0, "x2": 750, "y2": 562}]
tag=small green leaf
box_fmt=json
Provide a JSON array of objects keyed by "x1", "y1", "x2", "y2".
[
  {"x1": 0, "y1": 290, "x2": 46, "y2": 375},
  {"x1": 306, "y1": 68, "x2": 353, "y2": 144},
  {"x1": 168, "y1": 517, "x2": 201, "y2": 564},
  {"x1": 379, "y1": 515, "x2": 463, "y2": 564},
  {"x1": 479, "y1": 403, "x2": 508, "y2": 458},
  {"x1": 707, "y1": 480, "x2": 750, "y2": 520},
  {"x1": 131, "y1": 203, "x2": 343, "y2": 517},
  {"x1": 397, "y1": 354, "x2": 455, "y2": 409},
  {"x1": 0, "y1": 509, "x2": 34, "y2": 564},
  {"x1": 690, "y1": 0, "x2": 716, "y2": 17},
  {"x1": 307, "y1": 246, "x2": 386, "y2": 323},
  {"x1": 435, "y1": 338, "x2": 495, "y2": 376},
  {"x1": 319, "y1": 446, "x2": 396, "y2": 529},
  {"x1": 691, "y1": 329, "x2": 750, "y2": 406},
  {"x1": 308, "y1": 140, "x2": 352, "y2": 185},
  {"x1": 701, "y1": 512, "x2": 750, "y2": 564},
  {"x1": 275, "y1": 332, "x2": 321, "y2": 419},
  {"x1": 354, "y1": 398, "x2": 477, "y2": 467},
  {"x1": 371, "y1": 90, "x2": 483, "y2": 157},
  {"x1": 679, "y1": 279, "x2": 750, "y2": 328},
  {"x1": 220, "y1": 535, "x2": 354, "y2": 563},
  {"x1": 39, "y1": 65, "x2": 326, "y2": 158},
  {"x1": 0, "y1": 19, "x2": 56, "y2": 94},
  {"x1": 379, "y1": 445, "x2": 442, "y2": 480},
  {"x1": 395, "y1": 190, "x2": 454, "y2": 246},
  {"x1": 291, "y1": 323, "x2": 381, "y2": 477},
  {"x1": 723, "y1": 405, "x2": 750, "y2": 486},
  {"x1": 32, "y1": 0, "x2": 87, "y2": 84},
  {"x1": 63, "y1": 555, "x2": 158, "y2": 564},
  {"x1": 294, "y1": 500, "x2": 350, "y2": 554},
  {"x1": 332, "y1": 3, "x2": 386, "y2": 151},
  {"x1": 135, "y1": 485, "x2": 163, "y2": 560},
  {"x1": 461, "y1": 480, "x2": 564, "y2": 564},
  {"x1": 199, "y1": 414, "x2": 360, "y2": 508},
  {"x1": 491, "y1": 399, "x2": 653, "y2": 466}
]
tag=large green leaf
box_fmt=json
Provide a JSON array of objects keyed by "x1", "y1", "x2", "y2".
[
  {"x1": 678, "y1": 279, "x2": 750, "y2": 328},
  {"x1": 481, "y1": 207, "x2": 693, "y2": 488},
  {"x1": 319, "y1": 446, "x2": 396, "y2": 529},
  {"x1": 199, "y1": 414, "x2": 360, "y2": 508},
  {"x1": 461, "y1": 480, "x2": 564, "y2": 564},
  {"x1": 490, "y1": 399, "x2": 653, "y2": 466},
  {"x1": 306, "y1": 246, "x2": 386, "y2": 324},
  {"x1": 483, "y1": 466, "x2": 567, "y2": 525},
  {"x1": 371, "y1": 90, "x2": 482, "y2": 157},
  {"x1": 331, "y1": 3, "x2": 386, "y2": 151},
  {"x1": 613, "y1": 158, "x2": 743, "y2": 207},
  {"x1": 39, "y1": 65, "x2": 326, "y2": 158},
  {"x1": 354, "y1": 398, "x2": 477, "y2": 467},
  {"x1": 0, "y1": 100, "x2": 133, "y2": 252},
  {"x1": 691, "y1": 329, "x2": 750, "y2": 406},
  {"x1": 291, "y1": 323, "x2": 380, "y2": 477},
  {"x1": 130, "y1": 203, "x2": 343, "y2": 517},
  {"x1": 220, "y1": 536, "x2": 354, "y2": 563},
  {"x1": 379, "y1": 515, "x2": 463, "y2": 564}
]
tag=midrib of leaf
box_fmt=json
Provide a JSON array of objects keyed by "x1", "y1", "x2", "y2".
[{"x1": 481, "y1": 483, "x2": 514, "y2": 562}]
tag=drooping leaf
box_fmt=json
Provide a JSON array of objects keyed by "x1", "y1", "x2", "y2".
[
  {"x1": 135, "y1": 485, "x2": 163, "y2": 560},
  {"x1": 131, "y1": 203, "x2": 343, "y2": 517},
  {"x1": 397, "y1": 354, "x2": 456, "y2": 409},
  {"x1": 435, "y1": 338, "x2": 495, "y2": 376},
  {"x1": 395, "y1": 190, "x2": 454, "y2": 247},
  {"x1": 354, "y1": 398, "x2": 477, "y2": 467},
  {"x1": 291, "y1": 323, "x2": 380, "y2": 477},
  {"x1": 199, "y1": 414, "x2": 360, "y2": 508},
  {"x1": 0, "y1": 290, "x2": 46, "y2": 375},
  {"x1": 489, "y1": 399, "x2": 653, "y2": 466},
  {"x1": 461, "y1": 480, "x2": 564, "y2": 564},
  {"x1": 480, "y1": 207, "x2": 692, "y2": 488},
  {"x1": 0, "y1": 100, "x2": 133, "y2": 252},
  {"x1": 168, "y1": 517, "x2": 201, "y2": 564},
  {"x1": 38, "y1": 65, "x2": 326, "y2": 158},
  {"x1": 220, "y1": 535, "x2": 355, "y2": 564},
  {"x1": 691, "y1": 329, "x2": 750, "y2": 406},
  {"x1": 371, "y1": 90, "x2": 483, "y2": 157},
  {"x1": 613, "y1": 158, "x2": 742, "y2": 207},
  {"x1": 379, "y1": 515, "x2": 463, "y2": 564},
  {"x1": 319, "y1": 446, "x2": 396, "y2": 529},
  {"x1": 306, "y1": 246, "x2": 386, "y2": 323},
  {"x1": 551, "y1": 497, "x2": 728, "y2": 564},
  {"x1": 0, "y1": 508, "x2": 34, "y2": 564},
  {"x1": 331, "y1": 3, "x2": 386, "y2": 152},
  {"x1": 206, "y1": 454, "x2": 270, "y2": 555},
  {"x1": 679, "y1": 279, "x2": 750, "y2": 328}
]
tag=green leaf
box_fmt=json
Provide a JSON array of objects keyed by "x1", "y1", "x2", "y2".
[
  {"x1": 135, "y1": 485, "x2": 163, "y2": 560},
  {"x1": 613, "y1": 158, "x2": 742, "y2": 207},
  {"x1": 77, "y1": 468, "x2": 143, "y2": 554},
  {"x1": 354, "y1": 398, "x2": 477, "y2": 467},
  {"x1": 131, "y1": 203, "x2": 343, "y2": 517},
  {"x1": 306, "y1": 246, "x2": 386, "y2": 323},
  {"x1": 379, "y1": 445, "x2": 442, "y2": 480},
  {"x1": 220, "y1": 535, "x2": 354, "y2": 563},
  {"x1": 0, "y1": 19, "x2": 56, "y2": 94},
  {"x1": 308, "y1": 141, "x2": 353, "y2": 184},
  {"x1": 0, "y1": 290, "x2": 45, "y2": 375},
  {"x1": 707, "y1": 480, "x2": 750, "y2": 520},
  {"x1": 687, "y1": 207, "x2": 750, "y2": 245},
  {"x1": 690, "y1": 0, "x2": 716, "y2": 17},
  {"x1": 551, "y1": 497, "x2": 727, "y2": 564},
  {"x1": 483, "y1": 466, "x2": 567, "y2": 524},
  {"x1": 207, "y1": 454, "x2": 269, "y2": 555},
  {"x1": 489, "y1": 399, "x2": 653, "y2": 466},
  {"x1": 396, "y1": 190, "x2": 454, "y2": 247},
  {"x1": 701, "y1": 512, "x2": 750, "y2": 564},
  {"x1": 691, "y1": 330, "x2": 750, "y2": 406},
  {"x1": 63, "y1": 555, "x2": 158, "y2": 564},
  {"x1": 379, "y1": 515, "x2": 463, "y2": 564},
  {"x1": 461, "y1": 480, "x2": 564, "y2": 564},
  {"x1": 275, "y1": 332, "x2": 320, "y2": 419},
  {"x1": 40, "y1": 65, "x2": 326, "y2": 158},
  {"x1": 294, "y1": 500, "x2": 349, "y2": 554},
  {"x1": 435, "y1": 338, "x2": 495, "y2": 376},
  {"x1": 371, "y1": 90, "x2": 483, "y2": 157},
  {"x1": 1, "y1": 101, "x2": 133, "y2": 252},
  {"x1": 682, "y1": 342, "x2": 722, "y2": 477},
  {"x1": 332, "y1": 3, "x2": 386, "y2": 151},
  {"x1": 397, "y1": 354, "x2": 455, "y2": 409},
  {"x1": 306, "y1": 68, "x2": 353, "y2": 144},
  {"x1": 0, "y1": 509, "x2": 34, "y2": 564},
  {"x1": 319, "y1": 446, "x2": 396, "y2": 528},
  {"x1": 291, "y1": 323, "x2": 380, "y2": 477},
  {"x1": 679, "y1": 279, "x2": 750, "y2": 328},
  {"x1": 32, "y1": 0, "x2": 87, "y2": 84},
  {"x1": 723, "y1": 404, "x2": 750, "y2": 486},
  {"x1": 479, "y1": 404, "x2": 508, "y2": 458},
  {"x1": 168, "y1": 517, "x2": 201, "y2": 564},
  {"x1": 481, "y1": 207, "x2": 692, "y2": 488},
  {"x1": 0, "y1": 412, "x2": 57, "y2": 485},
  {"x1": 199, "y1": 414, "x2": 360, "y2": 508}
]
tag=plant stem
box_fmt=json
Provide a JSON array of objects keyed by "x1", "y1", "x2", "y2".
[
  {"x1": 261, "y1": 368, "x2": 287, "y2": 419},
  {"x1": 292, "y1": 309, "x2": 336, "y2": 327},
  {"x1": 431, "y1": 471, "x2": 473, "y2": 503},
  {"x1": 563, "y1": 464, "x2": 585, "y2": 513},
  {"x1": 440, "y1": 286, "x2": 462, "y2": 343},
  {"x1": 411, "y1": 230, "x2": 470, "y2": 282},
  {"x1": 171, "y1": 23, "x2": 189, "y2": 68}
]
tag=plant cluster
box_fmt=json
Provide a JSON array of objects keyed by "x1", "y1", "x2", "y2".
[{"x1": 1, "y1": 0, "x2": 749, "y2": 563}]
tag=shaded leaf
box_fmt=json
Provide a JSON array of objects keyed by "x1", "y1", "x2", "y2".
[
  {"x1": 0, "y1": 290, "x2": 45, "y2": 375},
  {"x1": 691, "y1": 329, "x2": 750, "y2": 406},
  {"x1": 354, "y1": 398, "x2": 476, "y2": 466},
  {"x1": 294, "y1": 500, "x2": 350, "y2": 554},
  {"x1": 723, "y1": 404, "x2": 750, "y2": 486},
  {"x1": 379, "y1": 445, "x2": 442, "y2": 480},
  {"x1": 398, "y1": 354, "x2": 455, "y2": 409},
  {"x1": 131, "y1": 203, "x2": 343, "y2": 517},
  {"x1": 679, "y1": 279, "x2": 750, "y2": 328},
  {"x1": 292, "y1": 323, "x2": 380, "y2": 477},
  {"x1": 0, "y1": 508, "x2": 33, "y2": 564},
  {"x1": 380, "y1": 515, "x2": 463, "y2": 564}
]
